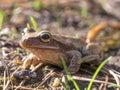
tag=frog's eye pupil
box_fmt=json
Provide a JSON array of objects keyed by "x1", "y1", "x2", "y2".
[
  {"x1": 41, "y1": 34, "x2": 50, "y2": 39},
  {"x1": 40, "y1": 32, "x2": 51, "y2": 42}
]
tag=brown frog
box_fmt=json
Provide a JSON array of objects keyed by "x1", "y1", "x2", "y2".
[{"x1": 20, "y1": 28, "x2": 103, "y2": 74}]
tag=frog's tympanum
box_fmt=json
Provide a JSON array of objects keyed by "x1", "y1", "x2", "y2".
[{"x1": 20, "y1": 28, "x2": 103, "y2": 74}]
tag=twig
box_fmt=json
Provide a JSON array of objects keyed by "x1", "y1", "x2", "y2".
[
  {"x1": 31, "y1": 63, "x2": 43, "y2": 72},
  {"x1": 0, "y1": 85, "x2": 36, "y2": 90},
  {"x1": 72, "y1": 75, "x2": 115, "y2": 85},
  {"x1": 104, "y1": 75, "x2": 109, "y2": 90}
]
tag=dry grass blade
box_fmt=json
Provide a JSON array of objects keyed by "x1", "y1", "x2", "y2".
[
  {"x1": 14, "y1": 80, "x2": 26, "y2": 90},
  {"x1": 72, "y1": 76, "x2": 114, "y2": 85},
  {"x1": 14, "y1": 63, "x2": 43, "y2": 89},
  {"x1": 35, "y1": 70, "x2": 55, "y2": 89},
  {"x1": 104, "y1": 75, "x2": 109, "y2": 90},
  {"x1": 99, "y1": 75, "x2": 108, "y2": 90},
  {"x1": 3, "y1": 70, "x2": 6, "y2": 90},
  {"x1": 109, "y1": 70, "x2": 120, "y2": 90},
  {"x1": 0, "y1": 85, "x2": 35, "y2": 90},
  {"x1": 3, "y1": 66, "x2": 21, "y2": 90},
  {"x1": 31, "y1": 63, "x2": 43, "y2": 72}
]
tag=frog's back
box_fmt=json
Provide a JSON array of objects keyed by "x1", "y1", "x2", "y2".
[{"x1": 52, "y1": 34, "x2": 86, "y2": 50}]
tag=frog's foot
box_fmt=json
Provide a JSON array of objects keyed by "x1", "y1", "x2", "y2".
[
  {"x1": 22, "y1": 54, "x2": 42, "y2": 70},
  {"x1": 69, "y1": 61, "x2": 80, "y2": 74},
  {"x1": 66, "y1": 50, "x2": 82, "y2": 74}
]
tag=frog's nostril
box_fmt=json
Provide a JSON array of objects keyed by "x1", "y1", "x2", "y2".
[{"x1": 20, "y1": 39, "x2": 28, "y2": 48}]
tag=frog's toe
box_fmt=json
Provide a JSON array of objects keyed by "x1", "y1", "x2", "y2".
[{"x1": 69, "y1": 65, "x2": 80, "y2": 74}]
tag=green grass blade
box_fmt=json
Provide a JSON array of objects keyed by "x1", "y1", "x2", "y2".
[
  {"x1": 30, "y1": 16, "x2": 38, "y2": 32},
  {"x1": 0, "y1": 10, "x2": 7, "y2": 29},
  {"x1": 87, "y1": 56, "x2": 112, "y2": 90},
  {"x1": 67, "y1": 75, "x2": 80, "y2": 90},
  {"x1": 60, "y1": 57, "x2": 70, "y2": 75},
  {"x1": 26, "y1": 23, "x2": 31, "y2": 28}
]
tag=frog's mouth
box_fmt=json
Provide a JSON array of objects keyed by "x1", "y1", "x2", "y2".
[
  {"x1": 20, "y1": 39, "x2": 60, "y2": 50},
  {"x1": 26, "y1": 45, "x2": 60, "y2": 50}
]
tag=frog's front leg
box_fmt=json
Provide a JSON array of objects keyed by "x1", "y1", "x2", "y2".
[
  {"x1": 65, "y1": 50, "x2": 82, "y2": 74},
  {"x1": 22, "y1": 54, "x2": 43, "y2": 70}
]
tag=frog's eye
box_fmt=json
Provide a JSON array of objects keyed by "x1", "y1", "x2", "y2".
[{"x1": 40, "y1": 32, "x2": 51, "y2": 43}]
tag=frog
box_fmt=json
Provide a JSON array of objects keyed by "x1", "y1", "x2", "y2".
[{"x1": 20, "y1": 28, "x2": 103, "y2": 74}]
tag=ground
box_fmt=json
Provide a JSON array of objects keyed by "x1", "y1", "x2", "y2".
[{"x1": 0, "y1": 0, "x2": 120, "y2": 90}]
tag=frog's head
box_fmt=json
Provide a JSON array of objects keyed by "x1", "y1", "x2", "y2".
[
  {"x1": 20, "y1": 28, "x2": 61, "y2": 51},
  {"x1": 20, "y1": 28, "x2": 67, "y2": 67}
]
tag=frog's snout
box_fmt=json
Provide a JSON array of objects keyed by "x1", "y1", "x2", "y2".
[{"x1": 20, "y1": 37, "x2": 30, "y2": 49}]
